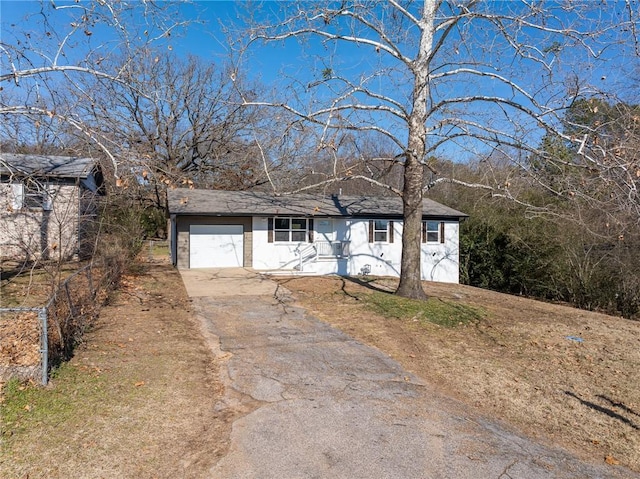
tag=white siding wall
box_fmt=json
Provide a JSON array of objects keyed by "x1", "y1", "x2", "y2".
[
  {"x1": 346, "y1": 219, "x2": 402, "y2": 277},
  {"x1": 252, "y1": 216, "x2": 298, "y2": 270},
  {"x1": 421, "y1": 221, "x2": 460, "y2": 283},
  {"x1": 251, "y1": 217, "x2": 461, "y2": 283}
]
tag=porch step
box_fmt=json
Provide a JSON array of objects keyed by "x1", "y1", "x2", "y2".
[{"x1": 261, "y1": 269, "x2": 320, "y2": 277}]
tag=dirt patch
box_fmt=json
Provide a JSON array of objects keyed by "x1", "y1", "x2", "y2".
[
  {"x1": 275, "y1": 276, "x2": 640, "y2": 472},
  {"x1": 1, "y1": 264, "x2": 235, "y2": 479}
]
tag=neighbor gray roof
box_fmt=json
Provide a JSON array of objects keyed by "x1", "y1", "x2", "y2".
[
  {"x1": 0, "y1": 153, "x2": 97, "y2": 178},
  {"x1": 168, "y1": 188, "x2": 467, "y2": 219}
]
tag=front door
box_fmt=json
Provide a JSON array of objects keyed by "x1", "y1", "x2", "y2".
[{"x1": 315, "y1": 219, "x2": 335, "y2": 242}]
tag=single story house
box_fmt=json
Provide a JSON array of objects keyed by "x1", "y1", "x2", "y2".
[
  {"x1": 0, "y1": 153, "x2": 103, "y2": 261},
  {"x1": 168, "y1": 188, "x2": 467, "y2": 283}
]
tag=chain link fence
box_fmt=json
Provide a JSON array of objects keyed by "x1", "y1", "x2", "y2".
[{"x1": 0, "y1": 262, "x2": 115, "y2": 385}]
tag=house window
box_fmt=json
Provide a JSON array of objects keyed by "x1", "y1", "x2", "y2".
[
  {"x1": 269, "y1": 217, "x2": 313, "y2": 243},
  {"x1": 423, "y1": 221, "x2": 445, "y2": 243},
  {"x1": 368, "y1": 220, "x2": 394, "y2": 243},
  {"x1": 374, "y1": 220, "x2": 388, "y2": 242}
]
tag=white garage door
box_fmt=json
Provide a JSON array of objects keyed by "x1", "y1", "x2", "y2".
[{"x1": 189, "y1": 224, "x2": 244, "y2": 268}]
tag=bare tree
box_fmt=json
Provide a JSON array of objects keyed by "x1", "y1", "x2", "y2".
[
  {"x1": 0, "y1": 0, "x2": 196, "y2": 282},
  {"x1": 0, "y1": 0, "x2": 297, "y2": 210},
  {"x1": 560, "y1": 98, "x2": 640, "y2": 227},
  {"x1": 1, "y1": 0, "x2": 189, "y2": 173},
  {"x1": 70, "y1": 52, "x2": 277, "y2": 209},
  {"x1": 234, "y1": 1, "x2": 639, "y2": 299}
]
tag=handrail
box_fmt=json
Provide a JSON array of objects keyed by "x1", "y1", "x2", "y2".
[
  {"x1": 295, "y1": 244, "x2": 318, "y2": 271},
  {"x1": 294, "y1": 241, "x2": 351, "y2": 272}
]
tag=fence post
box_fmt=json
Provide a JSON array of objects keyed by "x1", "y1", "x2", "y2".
[
  {"x1": 39, "y1": 307, "x2": 48, "y2": 386},
  {"x1": 64, "y1": 283, "x2": 76, "y2": 318}
]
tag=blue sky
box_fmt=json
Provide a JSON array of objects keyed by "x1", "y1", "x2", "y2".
[
  {"x1": 1, "y1": 1, "x2": 240, "y2": 61},
  {"x1": 2, "y1": 1, "x2": 634, "y2": 98},
  {"x1": 2, "y1": 1, "x2": 636, "y2": 82},
  {"x1": 1, "y1": 1, "x2": 638, "y2": 162},
  {"x1": 0, "y1": 0, "x2": 303, "y2": 85}
]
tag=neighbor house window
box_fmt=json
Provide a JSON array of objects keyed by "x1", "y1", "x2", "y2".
[
  {"x1": 422, "y1": 221, "x2": 445, "y2": 244},
  {"x1": 10, "y1": 182, "x2": 52, "y2": 211},
  {"x1": 268, "y1": 217, "x2": 313, "y2": 243},
  {"x1": 24, "y1": 184, "x2": 46, "y2": 209},
  {"x1": 368, "y1": 220, "x2": 394, "y2": 243}
]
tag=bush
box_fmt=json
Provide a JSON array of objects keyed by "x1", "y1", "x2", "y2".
[
  {"x1": 140, "y1": 207, "x2": 167, "y2": 239},
  {"x1": 453, "y1": 194, "x2": 640, "y2": 319}
]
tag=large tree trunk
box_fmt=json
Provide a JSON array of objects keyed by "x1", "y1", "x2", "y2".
[
  {"x1": 396, "y1": 154, "x2": 427, "y2": 299},
  {"x1": 395, "y1": 0, "x2": 435, "y2": 300}
]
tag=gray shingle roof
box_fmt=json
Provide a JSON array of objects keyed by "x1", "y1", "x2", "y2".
[
  {"x1": 168, "y1": 188, "x2": 467, "y2": 219},
  {"x1": 0, "y1": 153, "x2": 97, "y2": 178}
]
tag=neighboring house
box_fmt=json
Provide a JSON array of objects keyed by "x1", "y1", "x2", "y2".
[
  {"x1": 0, "y1": 153, "x2": 104, "y2": 261},
  {"x1": 168, "y1": 188, "x2": 467, "y2": 283}
]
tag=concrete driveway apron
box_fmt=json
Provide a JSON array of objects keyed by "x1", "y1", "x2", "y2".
[{"x1": 181, "y1": 269, "x2": 638, "y2": 479}]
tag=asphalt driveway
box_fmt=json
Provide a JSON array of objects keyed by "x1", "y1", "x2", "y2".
[{"x1": 182, "y1": 269, "x2": 637, "y2": 479}]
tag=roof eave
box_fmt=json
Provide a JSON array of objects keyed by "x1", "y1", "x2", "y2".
[{"x1": 171, "y1": 210, "x2": 467, "y2": 220}]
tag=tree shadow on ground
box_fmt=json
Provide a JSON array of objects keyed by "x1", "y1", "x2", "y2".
[
  {"x1": 596, "y1": 394, "x2": 640, "y2": 419},
  {"x1": 1, "y1": 260, "x2": 35, "y2": 282},
  {"x1": 340, "y1": 275, "x2": 396, "y2": 294},
  {"x1": 565, "y1": 391, "x2": 639, "y2": 430}
]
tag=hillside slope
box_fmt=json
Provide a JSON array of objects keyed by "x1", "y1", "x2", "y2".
[{"x1": 277, "y1": 276, "x2": 640, "y2": 473}]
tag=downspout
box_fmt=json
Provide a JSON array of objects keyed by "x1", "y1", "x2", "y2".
[{"x1": 170, "y1": 214, "x2": 177, "y2": 266}]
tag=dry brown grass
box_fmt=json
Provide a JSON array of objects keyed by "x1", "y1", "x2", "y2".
[
  {"x1": 0, "y1": 264, "x2": 235, "y2": 479},
  {"x1": 0, "y1": 260, "x2": 84, "y2": 308}
]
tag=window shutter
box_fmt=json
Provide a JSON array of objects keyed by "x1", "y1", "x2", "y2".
[
  {"x1": 440, "y1": 221, "x2": 445, "y2": 244},
  {"x1": 268, "y1": 218, "x2": 274, "y2": 243},
  {"x1": 388, "y1": 221, "x2": 394, "y2": 243},
  {"x1": 308, "y1": 218, "x2": 314, "y2": 243},
  {"x1": 368, "y1": 220, "x2": 374, "y2": 243},
  {"x1": 11, "y1": 183, "x2": 24, "y2": 211},
  {"x1": 422, "y1": 221, "x2": 426, "y2": 243}
]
